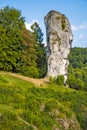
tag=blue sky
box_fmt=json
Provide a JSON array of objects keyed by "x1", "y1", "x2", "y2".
[{"x1": 0, "y1": 0, "x2": 87, "y2": 47}]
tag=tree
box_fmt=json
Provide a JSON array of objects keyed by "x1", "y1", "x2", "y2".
[
  {"x1": 0, "y1": 6, "x2": 25, "y2": 29},
  {"x1": 31, "y1": 22, "x2": 47, "y2": 78},
  {"x1": 31, "y1": 22, "x2": 43, "y2": 44},
  {"x1": 20, "y1": 29, "x2": 39, "y2": 78},
  {"x1": 0, "y1": 6, "x2": 47, "y2": 78},
  {"x1": 0, "y1": 6, "x2": 25, "y2": 72},
  {"x1": 36, "y1": 44, "x2": 47, "y2": 78},
  {"x1": 68, "y1": 47, "x2": 87, "y2": 91}
]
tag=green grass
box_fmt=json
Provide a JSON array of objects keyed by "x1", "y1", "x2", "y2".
[{"x1": 0, "y1": 72, "x2": 87, "y2": 129}]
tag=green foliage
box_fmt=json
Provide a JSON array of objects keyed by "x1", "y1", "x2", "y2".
[
  {"x1": 61, "y1": 23, "x2": 66, "y2": 30},
  {"x1": 0, "y1": 6, "x2": 47, "y2": 78},
  {"x1": 49, "y1": 75, "x2": 64, "y2": 85},
  {"x1": 20, "y1": 29, "x2": 39, "y2": 78},
  {"x1": 20, "y1": 66, "x2": 39, "y2": 78},
  {"x1": 61, "y1": 16, "x2": 66, "y2": 30},
  {"x1": 0, "y1": 6, "x2": 25, "y2": 29},
  {"x1": 67, "y1": 74, "x2": 84, "y2": 90},
  {"x1": 55, "y1": 75, "x2": 64, "y2": 85},
  {"x1": 31, "y1": 22, "x2": 47, "y2": 78},
  {"x1": 1, "y1": 72, "x2": 87, "y2": 129},
  {"x1": 31, "y1": 22, "x2": 43, "y2": 44},
  {"x1": 36, "y1": 44, "x2": 47, "y2": 78},
  {"x1": 69, "y1": 47, "x2": 87, "y2": 68},
  {"x1": 68, "y1": 47, "x2": 87, "y2": 91},
  {"x1": 0, "y1": 6, "x2": 25, "y2": 72}
]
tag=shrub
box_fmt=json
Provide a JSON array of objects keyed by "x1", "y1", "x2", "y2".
[
  {"x1": 55, "y1": 75, "x2": 64, "y2": 85},
  {"x1": 20, "y1": 66, "x2": 39, "y2": 78},
  {"x1": 67, "y1": 74, "x2": 84, "y2": 90},
  {"x1": 49, "y1": 75, "x2": 64, "y2": 86}
]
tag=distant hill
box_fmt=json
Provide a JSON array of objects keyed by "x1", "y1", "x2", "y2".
[{"x1": 0, "y1": 71, "x2": 87, "y2": 130}]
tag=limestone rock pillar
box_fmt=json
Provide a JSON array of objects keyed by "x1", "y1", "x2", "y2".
[{"x1": 44, "y1": 10, "x2": 73, "y2": 83}]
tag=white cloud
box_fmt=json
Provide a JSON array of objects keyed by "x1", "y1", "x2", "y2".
[
  {"x1": 25, "y1": 20, "x2": 38, "y2": 31},
  {"x1": 79, "y1": 24, "x2": 87, "y2": 29},
  {"x1": 71, "y1": 23, "x2": 87, "y2": 31},
  {"x1": 25, "y1": 23, "x2": 32, "y2": 31},
  {"x1": 79, "y1": 34, "x2": 84, "y2": 39},
  {"x1": 79, "y1": 34, "x2": 87, "y2": 39},
  {"x1": 71, "y1": 25, "x2": 78, "y2": 31}
]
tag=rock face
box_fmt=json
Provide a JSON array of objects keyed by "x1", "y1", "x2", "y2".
[{"x1": 44, "y1": 10, "x2": 73, "y2": 83}]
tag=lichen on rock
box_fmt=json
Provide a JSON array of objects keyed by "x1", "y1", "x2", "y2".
[{"x1": 44, "y1": 10, "x2": 73, "y2": 83}]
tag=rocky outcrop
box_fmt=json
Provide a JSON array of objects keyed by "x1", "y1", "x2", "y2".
[{"x1": 44, "y1": 10, "x2": 73, "y2": 83}]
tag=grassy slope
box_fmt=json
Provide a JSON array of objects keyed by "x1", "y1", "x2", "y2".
[{"x1": 0, "y1": 72, "x2": 87, "y2": 130}]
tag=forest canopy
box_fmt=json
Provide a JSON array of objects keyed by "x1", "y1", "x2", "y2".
[{"x1": 67, "y1": 47, "x2": 87, "y2": 91}]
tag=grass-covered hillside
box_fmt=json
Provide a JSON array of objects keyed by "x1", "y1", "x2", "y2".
[{"x1": 0, "y1": 72, "x2": 87, "y2": 130}]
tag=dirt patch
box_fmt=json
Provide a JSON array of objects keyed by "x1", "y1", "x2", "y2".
[{"x1": 0, "y1": 71, "x2": 49, "y2": 87}]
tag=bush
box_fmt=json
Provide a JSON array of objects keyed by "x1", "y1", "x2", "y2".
[
  {"x1": 67, "y1": 74, "x2": 84, "y2": 90},
  {"x1": 55, "y1": 75, "x2": 64, "y2": 85},
  {"x1": 49, "y1": 75, "x2": 64, "y2": 86},
  {"x1": 20, "y1": 66, "x2": 39, "y2": 78}
]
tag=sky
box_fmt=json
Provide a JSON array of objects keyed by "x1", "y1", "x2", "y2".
[{"x1": 0, "y1": 0, "x2": 87, "y2": 47}]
